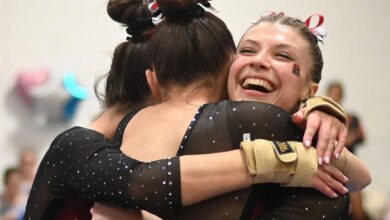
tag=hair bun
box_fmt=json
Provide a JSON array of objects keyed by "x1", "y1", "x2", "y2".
[
  {"x1": 156, "y1": 0, "x2": 203, "y2": 20},
  {"x1": 107, "y1": 0, "x2": 151, "y2": 25},
  {"x1": 165, "y1": 5, "x2": 204, "y2": 20},
  {"x1": 126, "y1": 17, "x2": 154, "y2": 40}
]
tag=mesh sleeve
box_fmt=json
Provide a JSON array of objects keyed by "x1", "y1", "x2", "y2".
[{"x1": 25, "y1": 127, "x2": 181, "y2": 219}]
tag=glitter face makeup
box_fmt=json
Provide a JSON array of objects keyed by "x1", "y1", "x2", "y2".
[{"x1": 292, "y1": 64, "x2": 300, "y2": 76}]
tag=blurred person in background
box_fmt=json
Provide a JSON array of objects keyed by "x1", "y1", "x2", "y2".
[
  {"x1": 18, "y1": 148, "x2": 37, "y2": 196},
  {"x1": 0, "y1": 167, "x2": 27, "y2": 220},
  {"x1": 326, "y1": 81, "x2": 365, "y2": 154},
  {"x1": 326, "y1": 81, "x2": 368, "y2": 220}
]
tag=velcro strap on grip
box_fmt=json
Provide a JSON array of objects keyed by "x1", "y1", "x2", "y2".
[
  {"x1": 304, "y1": 96, "x2": 347, "y2": 124},
  {"x1": 241, "y1": 140, "x2": 298, "y2": 184},
  {"x1": 284, "y1": 142, "x2": 318, "y2": 187},
  {"x1": 272, "y1": 141, "x2": 297, "y2": 162}
]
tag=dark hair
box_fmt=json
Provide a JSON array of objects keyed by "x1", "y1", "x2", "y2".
[
  {"x1": 245, "y1": 14, "x2": 323, "y2": 84},
  {"x1": 4, "y1": 167, "x2": 19, "y2": 185},
  {"x1": 149, "y1": 0, "x2": 236, "y2": 88},
  {"x1": 95, "y1": 0, "x2": 154, "y2": 110}
]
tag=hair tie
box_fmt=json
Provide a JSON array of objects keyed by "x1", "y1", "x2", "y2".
[
  {"x1": 148, "y1": 0, "x2": 217, "y2": 25},
  {"x1": 198, "y1": 0, "x2": 219, "y2": 13},
  {"x1": 126, "y1": 17, "x2": 154, "y2": 41},
  {"x1": 165, "y1": 5, "x2": 205, "y2": 20},
  {"x1": 305, "y1": 14, "x2": 327, "y2": 44}
]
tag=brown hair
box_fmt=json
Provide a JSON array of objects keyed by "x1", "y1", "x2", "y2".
[
  {"x1": 149, "y1": 0, "x2": 236, "y2": 88},
  {"x1": 3, "y1": 167, "x2": 19, "y2": 185},
  {"x1": 244, "y1": 14, "x2": 323, "y2": 83},
  {"x1": 326, "y1": 80, "x2": 344, "y2": 97},
  {"x1": 95, "y1": 0, "x2": 154, "y2": 111}
]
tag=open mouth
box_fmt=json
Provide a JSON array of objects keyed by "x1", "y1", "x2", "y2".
[{"x1": 242, "y1": 78, "x2": 274, "y2": 93}]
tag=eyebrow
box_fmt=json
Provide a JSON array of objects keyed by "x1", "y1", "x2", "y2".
[
  {"x1": 274, "y1": 44, "x2": 298, "y2": 52},
  {"x1": 240, "y1": 39, "x2": 298, "y2": 52},
  {"x1": 239, "y1": 39, "x2": 259, "y2": 47}
]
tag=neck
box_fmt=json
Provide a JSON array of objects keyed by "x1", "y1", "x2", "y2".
[
  {"x1": 88, "y1": 106, "x2": 127, "y2": 140},
  {"x1": 161, "y1": 81, "x2": 225, "y2": 107}
]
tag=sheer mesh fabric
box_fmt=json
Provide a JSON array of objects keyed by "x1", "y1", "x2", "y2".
[
  {"x1": 116, "y1": 101, "x2": 349, "y2": 219},
  {"x1": 25, "y1": 101, "x2": 349, "y2": 220},
  {"x1": 25, "y1": 126, "x2": 181, "y2": 220}
]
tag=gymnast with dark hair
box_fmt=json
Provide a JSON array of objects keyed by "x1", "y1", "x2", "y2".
[
  {"x1": 25, "y1": 0, "x2": 370, "y2": 220},
  {"x1": 90, "y1": 1, "x2": 370, "y2": 219}
]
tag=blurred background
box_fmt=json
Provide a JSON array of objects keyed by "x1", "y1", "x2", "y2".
[{"x1": 1, "y1": 0, "x2": 389, "y2": 219}]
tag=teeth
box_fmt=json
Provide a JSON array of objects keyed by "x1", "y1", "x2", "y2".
[{"x1": 243, "y1": 78, "x2": 273, "y2": 92}]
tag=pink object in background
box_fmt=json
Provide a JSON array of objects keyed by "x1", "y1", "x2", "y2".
[{"x1": 16, "y1": 68, "x2": 50, "y2": 106}]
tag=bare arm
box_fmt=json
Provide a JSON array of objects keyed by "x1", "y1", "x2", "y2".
[
  {"x1": 180, "y1": 150, "x2": 253, "y2": 205},
  {"x1": 332, "y1": 148, "x2": 371, "y2": 192},
  {"x1": 292, "y1": 109, "x2": 371, "y2": 191}
]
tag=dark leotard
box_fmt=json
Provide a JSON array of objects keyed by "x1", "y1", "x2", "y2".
[
  {"x1": 115, "y1": 101, "x2": 349, "y2": 220},
  {"x1": 25, "y1": 111, "x2": 182, "y2": 220},
  {"x1": 25, "y1": 101, "x2": 349, "y2": 220}
]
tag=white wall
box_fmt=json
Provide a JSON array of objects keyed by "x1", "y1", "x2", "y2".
[{"x1": 1, "y1": 0, "x2": 389, "y2": 198}]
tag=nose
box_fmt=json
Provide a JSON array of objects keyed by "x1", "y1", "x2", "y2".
[{"x1": 249, "y1": 51, "x2": 271, "y2": 70}]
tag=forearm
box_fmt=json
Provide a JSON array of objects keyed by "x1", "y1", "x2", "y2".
[
  {"x1": 89, "y1": 150, "x2": 252, "y2": 219},
  {"x1": 180, "y1": 150, "x2": 253, "y2": 205},
  {"x1": 333, "y1": 148, "x2": 371, "y2": 192},
  {"x1": 48, "y1": 130, "x2": 182, "y2": 212}
]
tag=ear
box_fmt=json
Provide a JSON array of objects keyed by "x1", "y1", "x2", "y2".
[
  {"x1": 145, "y1": 69, "x2": 161, "y2": 100},
  {"x1": 301, "y1": 82, "x2": 319, "y2": 101},
  {"x1": 308, "y1": 82, "x2": 319, "y2": 96}
]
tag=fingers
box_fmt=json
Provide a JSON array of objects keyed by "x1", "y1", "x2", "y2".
[
  {"x1": 313, "y1": 166, "x2": 349, "y2": 198},
  {"x1": 334, "y1": 127, "x2": 347, "y2": 158},
  {"x1": 321, "y1": 163, "x2": 349, "y2": 184},
  {"x1": 323, "y1": 126, "x2": 338, "y2": 164},
  {"x1": 90, "y1": 203, "x2": 98, "y2": 219},
  {"x1": 305, "y1": 110, "x2": 349, "y2": 165},
  {"x1": 312, "y1": 177, "x2": 338, "y2": 198},
  {"x1": 90, "y1": 203, "x2": 111, "y2": 220},
  {"x1": 314, "y1": 116, "x2": 331, "y2": 165},
  {"x1": 303, "y1": 112, "x2": 320, "y2": 148},
  {"x1": 292, "y1": 109, "x2": 306, "y2": 129},
  {"x1": 321, "y1": 173, "x2": 348, "y2": 196}
]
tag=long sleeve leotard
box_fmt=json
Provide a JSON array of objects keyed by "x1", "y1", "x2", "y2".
[
  {"x1": 25, "y1": 123, "x2": 181, "y2": 219},
  {"x1": 114, "y1": 101, "x2": 349, "y2": 220},
  {"x1": 26, "y1": 101, "x2": 349, "y2": 220}
]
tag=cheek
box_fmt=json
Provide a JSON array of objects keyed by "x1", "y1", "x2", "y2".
[
  {"x1": 272, "y1": 62, "x2": 299, "y2": 82},
  {"x1": 227, "y1": 58, "x2": 244, "y2": 88},
  {"x1": 227, "y1": 71, "x2": 236, "y2": 99},
  {"x1": 229, "y1": 56, "x2": 244, "y2": 75}
]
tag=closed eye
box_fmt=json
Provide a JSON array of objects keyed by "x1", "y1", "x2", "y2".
[
  {"x1": 276, "y1": 53, "x2": 293, "y2": 61},
  {"x1": 238, "y1": 47, "x2": 256, "y2": 55}
]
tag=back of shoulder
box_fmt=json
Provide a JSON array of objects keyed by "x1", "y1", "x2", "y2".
[{"x1": 50, "y1": 126, "x2": 109, "y2": 147}]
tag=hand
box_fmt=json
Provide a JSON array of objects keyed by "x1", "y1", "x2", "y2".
[
  {"x1": 292, "y1": 108, "x2": 347, "y2": 165},
  {"x1": 91, "y1": 203, "x2": 142, "y2": 220},
  {"x1": 312, "y1": 163, "x2": 349, "y2": 198}
]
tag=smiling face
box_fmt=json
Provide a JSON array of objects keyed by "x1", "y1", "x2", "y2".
[{"x1": 228, "y1": 22, "x2": 318, "y2": 112}]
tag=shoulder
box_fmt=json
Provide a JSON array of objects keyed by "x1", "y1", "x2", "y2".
[
  {"x1": 208, "y1": 100, "x2": 290, "y2": 118},
  {"x1": 50, "y1": 126, "x2": 110, "y2": 149},
  {"x1": 206, "y1": 100, "x2": 287, "y2": 112}
]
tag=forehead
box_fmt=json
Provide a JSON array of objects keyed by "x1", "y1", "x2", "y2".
[{"x1": 241, "y1": 22, "x2": 309, "y2": 51}]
